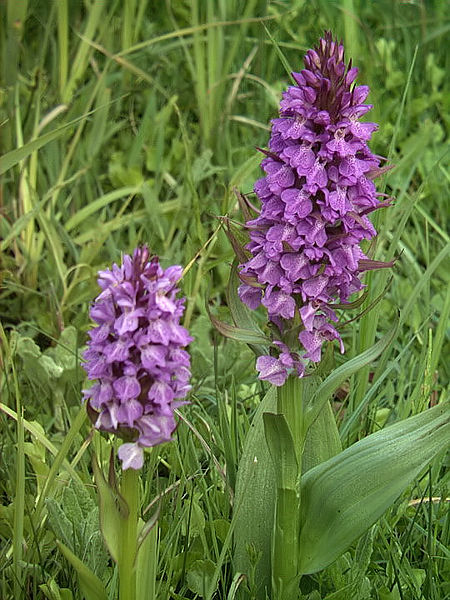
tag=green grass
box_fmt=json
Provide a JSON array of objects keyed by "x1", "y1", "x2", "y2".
[{"x1": 0, "y1": 1, "x2": 449, "y2": 599}]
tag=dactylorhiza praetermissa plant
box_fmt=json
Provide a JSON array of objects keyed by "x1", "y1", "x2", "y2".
[
  {"x1": 82, "y1": 246, "x2": 192, "y2": 470},
  {"x1": 238, "y1": 32, "x2": 393, "y2": 385}
]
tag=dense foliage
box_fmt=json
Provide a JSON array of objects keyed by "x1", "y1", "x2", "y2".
[{"x1": 1, "y1": 1, "x2": 449, "y2": 599}]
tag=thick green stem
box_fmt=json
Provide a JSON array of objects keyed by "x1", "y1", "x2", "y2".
[
  {"x1": 119, "y1": 468, "x2": 139, "y2": 600},
  {"x1": 271, "y1": 376, "x2": 305, "y2": 600}
]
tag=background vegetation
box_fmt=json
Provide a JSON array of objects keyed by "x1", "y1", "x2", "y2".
[{"x1": 1, "y1": 1, "x2": 449, "y2": 599}]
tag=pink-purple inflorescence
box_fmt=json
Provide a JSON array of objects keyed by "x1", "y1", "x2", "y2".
[
  {"x1": 238, "y1": 32, "x2": 392, "y2": 386},
  {"x1": 82, "y1": 246, "x2": 192, "y2": 469}
]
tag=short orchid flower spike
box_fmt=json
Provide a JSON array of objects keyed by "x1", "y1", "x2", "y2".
[{"x1": 82, "y1": 246, "x2": 193, "y2": 469}]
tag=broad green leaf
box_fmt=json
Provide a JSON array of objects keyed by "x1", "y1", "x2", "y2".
[
  {"x1": 298, "y1": 402, "x2": 450, "y2": 575},
  {"x1": 186, "y1": 559, "x2": 217, "y2": 598},
  {"x1": 233, "y1": 388, "x2": 276, "y2": 598},
  {"x1": 234, "y1": 379, "x2": 341, "y2": 599},
  {"x1": 40, "y1": 579, "x2": 74, "y2": 600},
  {"x1": 302, "y1": 400, "x2": 342, "y2": 474},
  {"x1": 56, "y1": 541, "x2": 108, "y2": 600}
]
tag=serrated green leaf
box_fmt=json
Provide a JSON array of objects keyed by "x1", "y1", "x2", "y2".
[
  {"x1": 62, "y1": 486, "x2": 84, "y2": 534},
  {"x1": 15, "y1": 336, "x2": 41, "y2": 359},
  {"x1": 45, "y1": 326, "x2": 79, "y2": 372},
  {"x1": 56, "y1": 541, "x2": 108, "y2": 600},
  {"x1": 24, "y1": 441, "x2": 49, "y2": 497},
  {"x1": 46, "y1": 498, "x2": 74, "y2": 549},
  {"x1": 298, "y1": 402, "x2": 450, "y2": 574},
  {"x1": 15, "y1": 336, "x2": 64, "y2": 385}
]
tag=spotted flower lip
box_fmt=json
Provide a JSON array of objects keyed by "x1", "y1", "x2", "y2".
[
  {"x1": 238, "y1": 32, "x2": 392, "y2": 386},
  {"x1": 82, "y1": 246, "x2": 193, "y2": 469}
]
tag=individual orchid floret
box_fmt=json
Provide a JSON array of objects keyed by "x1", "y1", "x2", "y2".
[
  {"x1": 238, "y1": 32, "x2": 393, "y2": 384},
  {"x1": 256, "y1": 341, "x2": 304, "y2": 387},
  {"x1": 82, "y1": 246, "x2": 193, "y2": 469}
]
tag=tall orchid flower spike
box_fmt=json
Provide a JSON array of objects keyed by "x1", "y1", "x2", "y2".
[
  {"x1": 238, "y1": 31, "x2": 393, "y2": 385},
  {"x1": 82, "y1": 246, "x2": 193, "y2": 469}
]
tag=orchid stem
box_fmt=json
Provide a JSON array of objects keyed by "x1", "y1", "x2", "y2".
[
  {"x1": 119, "y1": 467, "x2": 139, "y2": 600},
  {"x1": 271, "y1": 376, "x2": 304, "y2": 600}
]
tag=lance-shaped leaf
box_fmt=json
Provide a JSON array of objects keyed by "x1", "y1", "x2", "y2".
[
  {"x1": 208, "y1": 311, "x2": 270, "y2": 346},
  {"x1": 92, "y1": 456, "x2": 125, "y2": 563},
  {"x1": 264, "y1": 412, "x2": 301, "y2": 595},
  {"x1": 233, "y1": 388, "x2": 276, "y2": 598},
  {"x1": 136, "y1": 520, "x2": 158, "y2": 600},
  {"x1": 263, "y1": 412, "x2": 298, "y2": 491},
  {"x1": 221, "y1": 214, "x2": 250, "y2": 263},
  {"x1": 206, "y1": 280, "x2": 270, "y2": 352},
  {"x1": 298, "y1": 402, "x2": 450, "y2": 575}
]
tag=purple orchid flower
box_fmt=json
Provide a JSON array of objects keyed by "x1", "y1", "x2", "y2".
[
  {"x1": 239, "y1": 32, "x2": 392, "y2": 386},
  {"x1": 82, "y1": 246, "x2": 192, "y2": 469}
]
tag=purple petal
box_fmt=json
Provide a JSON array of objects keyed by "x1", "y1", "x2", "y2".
[
  {"x1": 138, "y1": 414, "x2": 176, "y2": 447},
  {"x1": 281, "y1": 188, "x2": 313, "y2": 219},
  {"x1": 238, "y1": 284, "x2": 262, "y2": 309},
  {"x1": 262, "y1": 289, "x2": 296, "y2": 319},
  {"x1": 141, "y1": 344, "x2": 167, "y2": 369},
  {"x1": 298, "y1": 330, "x2": 323, "y2": 362},
  {"x1": 113, "y1": 376, "x2": 141, "y2": 401},
  {"x1": 280, "y1": 252, "x2": 309, "y2": 282},
  {"x1": 256, "y1": 355, "x2": 288, "y2": 386},
  {"x1": 148, "y1": 381, "x2": 175, "y2": 406},
  {"x1": 117, "y1": 398, "x2": 144, "y2": 427},
  {"x1": 302, "y1": 275, "x2": 329, "y2": 299},
  {"x1": 118, "y1": 443, "x2": 144, "y2": 470}
]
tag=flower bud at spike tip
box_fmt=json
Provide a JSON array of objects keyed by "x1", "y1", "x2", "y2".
[
  {"x1": 238, "y1": 32, "x2": 390, "y2": 385},
  {"x1": 82, "y1": 246, "x2": 193, "y2": 469}
]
